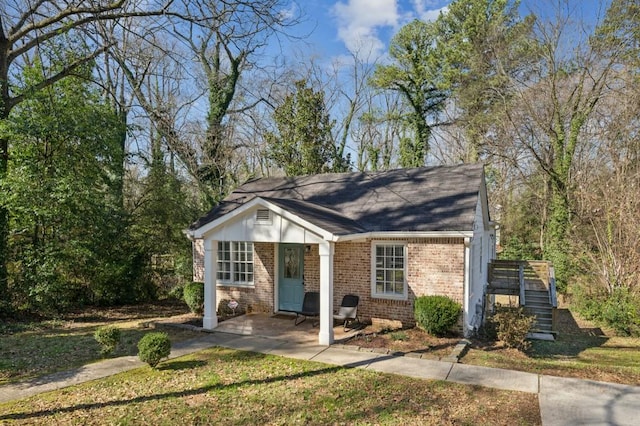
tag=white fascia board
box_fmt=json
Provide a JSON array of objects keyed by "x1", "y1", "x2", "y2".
[
  {"x1": 335, "y1": 230, "x2": 474, "y2": 242},
  {"x1": 478, "y1": 178, "x2": 491, "y2": 229},
  {"x1": 191, "y1": 197, "x2": 335, "y2": 241},
  {"x1": 183, "y1": 228, "x2": 195, "y2": 241}
]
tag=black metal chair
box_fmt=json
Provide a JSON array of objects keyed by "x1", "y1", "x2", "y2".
[
  {"x1": 294, "y1": 291, "x2": 320, "y2": 326},
  {"x1": 333, "y1": 294, "x2": 359, "y2": 331}
]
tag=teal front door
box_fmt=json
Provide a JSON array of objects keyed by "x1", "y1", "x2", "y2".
[{"x1": 278, "y1": 244, "x2": 305, "y2": 311}]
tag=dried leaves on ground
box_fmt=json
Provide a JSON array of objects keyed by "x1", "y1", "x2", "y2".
[
  {"x1": 0, "y1": 348, "x2": 541, "y2": 425},
  {"x1": 0, "y1": 301, "x2": 200, "y2": 385}
]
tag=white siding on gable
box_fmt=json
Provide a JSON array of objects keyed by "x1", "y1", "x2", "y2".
[{"x1": 204, "y1": 207, "x2": 325, "y2": 245}]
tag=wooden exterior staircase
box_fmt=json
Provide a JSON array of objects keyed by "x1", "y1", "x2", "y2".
[{"x1": 486, "y1": 260, "x2": 558, "y2": 337}]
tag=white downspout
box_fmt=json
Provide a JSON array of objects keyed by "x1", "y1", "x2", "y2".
[
  {"x1": 463, "y1": 237, "x2": 471, "y2": 337},
  {"x1": 318, "y1": 241, "x2": 335, "y2": 345},
  {"x1": 203, "y1": 239, "x2": 218, "y2": 329}
]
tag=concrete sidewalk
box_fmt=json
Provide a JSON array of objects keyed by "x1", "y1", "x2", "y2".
[{"x1": 1, "y1": 331, "x2": 639, "y2": 425}]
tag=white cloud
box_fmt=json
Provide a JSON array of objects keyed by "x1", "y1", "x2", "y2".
[
  {"x1": 331, "y1": 0, "x2": 400, "y2": 57},
  {"x1": 411, "y1": 0, "x2": 448, "y2": 22}
]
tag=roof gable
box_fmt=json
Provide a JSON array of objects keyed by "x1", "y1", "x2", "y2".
[{"x1": 190, "y1": 164, "x2": 486, "y2": 236}]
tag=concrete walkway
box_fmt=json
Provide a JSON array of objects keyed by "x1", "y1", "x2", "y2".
[{"x1": 1, "y1": 331, "x2": 639, "y2": 425}]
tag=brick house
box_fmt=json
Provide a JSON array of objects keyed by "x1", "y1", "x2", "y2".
[{"x1": 187, "y1": 163, "x2": 496, "y2": 345}]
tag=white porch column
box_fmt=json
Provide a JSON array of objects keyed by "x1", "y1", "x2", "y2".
[
  {"x1": 318, "y1": 241, "x2": 335, "y2": 345},
  {"x1": 203, "y1": 238, "x2": 218, "y2": 329}
]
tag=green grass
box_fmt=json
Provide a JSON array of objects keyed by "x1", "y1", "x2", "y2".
[
  {"x1": 0, "y1": 347, "x2": 541, "y2": 425},
  {"x1": 0, "y1": 320, "x2": 201, "y2": 385},
  {"x1": 463, "y1": 334, "x2": 640, "y2": 385}
]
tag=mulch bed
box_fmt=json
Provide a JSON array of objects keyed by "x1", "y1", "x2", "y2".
[{"x1": 343, "y1": 327, "x2": 461, "y2": 359}]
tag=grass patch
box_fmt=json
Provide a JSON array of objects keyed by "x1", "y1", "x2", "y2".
[
  {"x1": 0, "y1": 303, "x2": 200, "y2": 385},
  {"x1": 0, "y1": 347, "x2": 541, "y2": 425},
  {"x1": 463, "y1": 334, "x2": 640, "y2": 385}
]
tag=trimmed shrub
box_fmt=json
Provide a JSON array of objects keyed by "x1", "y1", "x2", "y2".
[
  {"x1": 138, "y1": 332, "x2": 171, "y2": 368},
  {"x1": 487, "y1": 305, "x2": 534, "y2": 350},
  {"x1": 94, "y1": 325, "x2": 121, "y2": 356},
  {"x1": 183, "y1": 282, "x2": 204, "y2": 314},
  {"x1": 414, "y1": 295, "x2": 461, "y2": 336}
]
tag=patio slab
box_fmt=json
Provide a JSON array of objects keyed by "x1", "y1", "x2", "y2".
[
  {"x1": 216, "y1": 334, "x2": 289, "y2": 354},
  {"x1": 213, "y1": 313, "x2": 355, "y2": 343}
]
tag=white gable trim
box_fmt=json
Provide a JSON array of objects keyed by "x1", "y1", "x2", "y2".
[{"x1": 188, "y1": 197, "x2": 336, "y2": 241}]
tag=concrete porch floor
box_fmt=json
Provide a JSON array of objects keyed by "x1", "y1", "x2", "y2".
[{"x1": 213, "y1": 312, "x2": 358, "y2": 344}]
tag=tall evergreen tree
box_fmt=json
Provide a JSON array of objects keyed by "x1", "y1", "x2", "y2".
[
  {"x1": 370, "y1": 19, "x2": 448, "y2": 167},
  {"x1": 266, "y1": 80, "x2": 349, "y2": 176}
]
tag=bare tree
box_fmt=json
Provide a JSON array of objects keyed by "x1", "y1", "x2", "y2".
[
  {"x1": 167, "y1": 0, "x2": 302, "y2": 204},
  {"x1": 488, "y1": 0, "x2": 623, "y2": 290}
]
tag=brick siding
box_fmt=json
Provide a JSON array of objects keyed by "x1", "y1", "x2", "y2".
[
  {"x1": 194, "y1": 238, "x2": 464, "y2": 326},
  {"x1": 333, "y1": 238, "x2": 465, "y2": 327},
  {"x1": 193, "y1": 239, "x2": 204, "y2": 282}
]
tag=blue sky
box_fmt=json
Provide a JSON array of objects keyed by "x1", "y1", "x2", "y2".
[
  {"x1": 288, "y1": 0, "x2": 609, "y2": 63},
  {"x1": 293, "y1": 0, "x2": 450, "y2": 60}
]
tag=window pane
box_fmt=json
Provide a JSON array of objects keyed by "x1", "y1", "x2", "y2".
[
  {"x1": 374, "y1": 244, "x2": 406, "y2": 296},
  {"x1": 217, "y1": 241, "x2": 255, "y2": 285}
]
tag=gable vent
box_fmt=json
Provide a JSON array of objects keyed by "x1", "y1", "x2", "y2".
[{"x1": 256, "y1": 209, "x2": 271, "y2": 222}]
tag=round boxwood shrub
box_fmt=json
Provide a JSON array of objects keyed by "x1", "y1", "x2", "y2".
[
  {"x1": 94, "y1": 325, "x2": 121, "y2": 356},
  {"x1": 414, "y1": 295, "x2": 461, "y2": 336},
  {"x1": 183, "y1": 282, "x2": 204, "y2": 314},
  {"x1": 138, "y1": 332, "x2": 171, "y2": 368}
]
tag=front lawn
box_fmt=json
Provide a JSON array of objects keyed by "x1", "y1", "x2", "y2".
[
  {"x1": 461, "y1": 308, "x2": 640, "y2": 385},
  {"x1": 462, "y1": 333, "x2": 640, "y2": 385},
  {"x1": 343, "y1": 309, "x2": 640, "y2": 386},
  {"x1": 0, "y1": 347, "x2": 541, "y2": 425},
  {"x1": 0, "y1": 301, "x2": 201, "y2": 385}
]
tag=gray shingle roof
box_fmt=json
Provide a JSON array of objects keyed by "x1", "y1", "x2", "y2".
[{"x1": 190, "y1": 163, "x2": 485, "y2": 235}]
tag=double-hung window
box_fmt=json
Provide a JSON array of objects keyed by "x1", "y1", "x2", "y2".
[
  {"x1": 217, "y1": 241, "x2": 254, "y2": 286},
  {"x1": 371, "y1": 242, "x2": 407, "y2": 299}
]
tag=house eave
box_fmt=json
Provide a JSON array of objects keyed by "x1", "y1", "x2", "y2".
[{"x1": 334, "y1": 230, "x2": 474, "y2": 242}]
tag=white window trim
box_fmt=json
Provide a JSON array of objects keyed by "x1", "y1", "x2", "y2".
[
  {"x1": 216, "y1": 241, "x2": 255, "y2": 287},
  {"x1": 370, "y1": 240, "x2": 408, "y2": 300}
]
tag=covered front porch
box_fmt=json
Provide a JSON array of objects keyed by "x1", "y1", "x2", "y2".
[
  {"x1": 213, "y1": 312, "x2": 359, "y2": 344},
  {"x1": 193, "y1": 198, "x2": 342, "y2": 345}
]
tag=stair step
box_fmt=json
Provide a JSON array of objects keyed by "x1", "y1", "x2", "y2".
[
  {"x1": 525, "y1": 295, "x2": 550, "y2": 301},
  {"x1": 524, "y1": 290, "x2": 549, "y2": 296},
  {"x1": 524, "y1": 306, "x2": 553, "y2": 312}
]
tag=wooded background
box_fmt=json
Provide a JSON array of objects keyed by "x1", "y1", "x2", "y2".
[{"x1": 0, "y1": 0, "x2": 637, "y2": 335}]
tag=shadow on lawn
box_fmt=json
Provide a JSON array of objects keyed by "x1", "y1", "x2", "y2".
[
  {"x1": 0, "y1": 364, "x2": 345, "y2": 422},
  {"x1": 526, "y1": 309, "x2": 608, "y2": 359}
]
